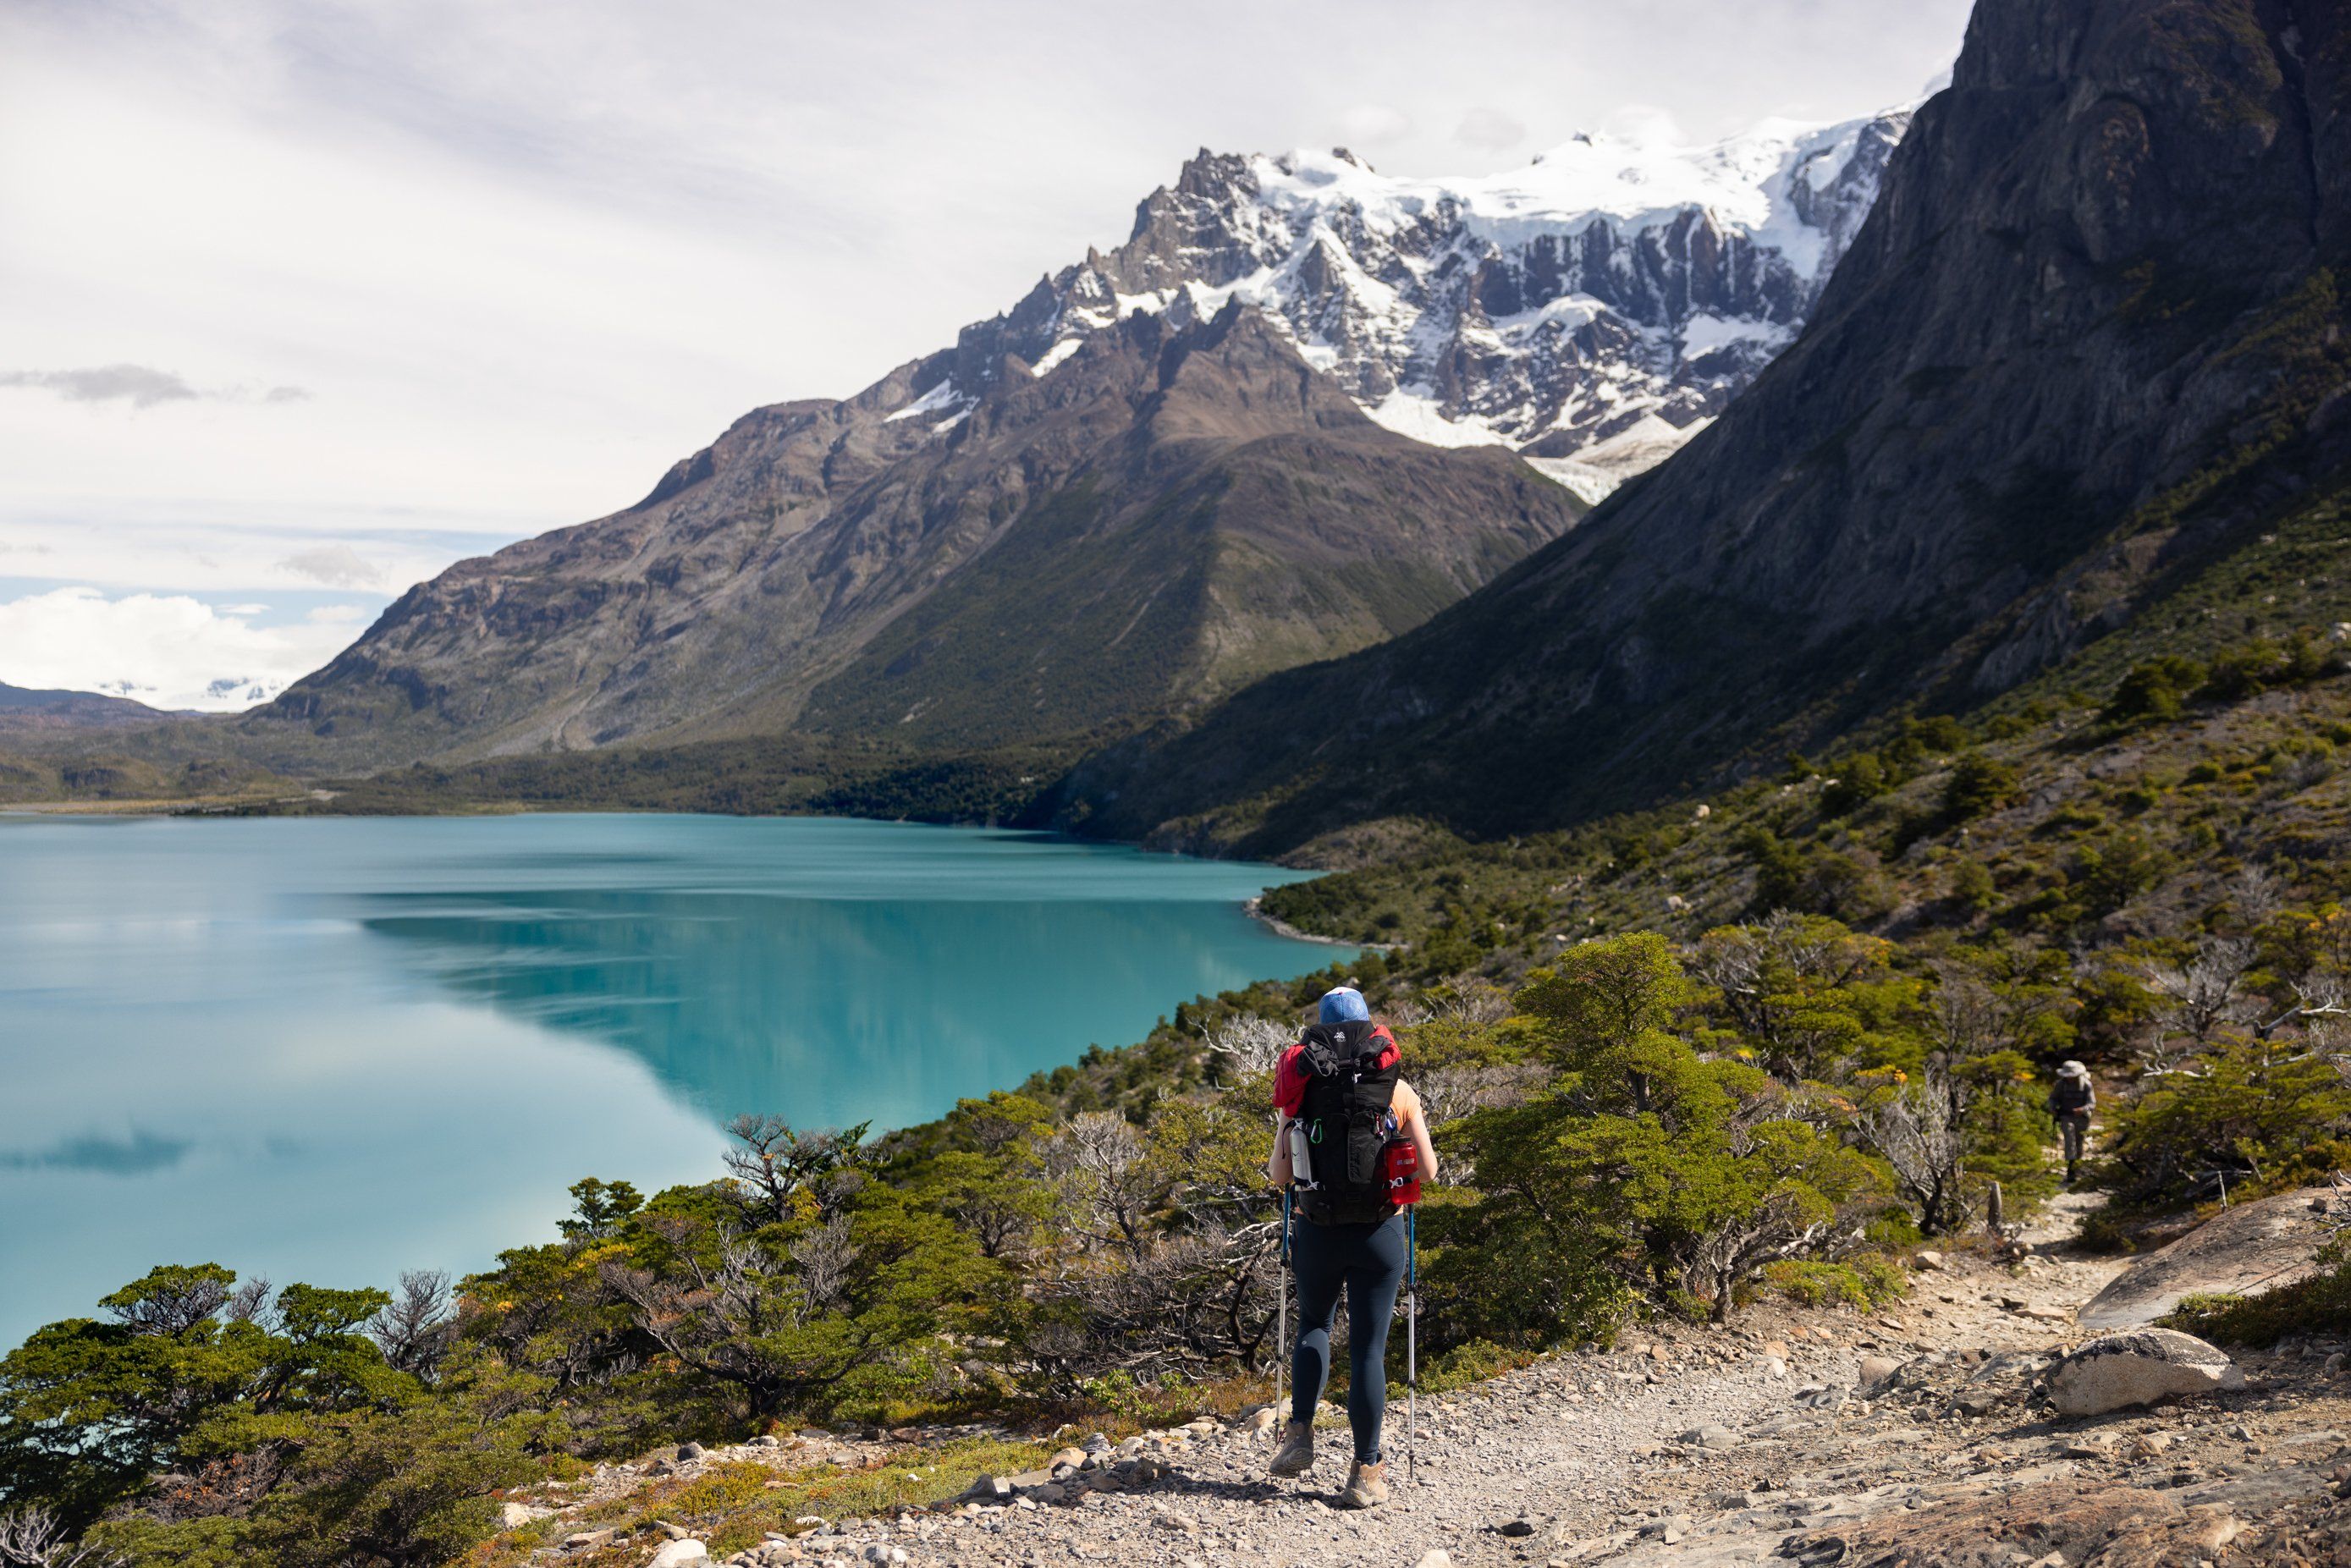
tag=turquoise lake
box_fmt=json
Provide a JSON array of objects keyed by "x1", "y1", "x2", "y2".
[{"x1": 0, "y1": 814, "x2": 1346, "y2": 1346}]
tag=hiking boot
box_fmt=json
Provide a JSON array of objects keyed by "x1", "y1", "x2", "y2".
[
  {"x1": 1338, "y1": 1458, "x2": 1389, "y2": 1509},
  {"x1": 1268, "y1": 1418, "x2": 1313, "y2": 1477}
]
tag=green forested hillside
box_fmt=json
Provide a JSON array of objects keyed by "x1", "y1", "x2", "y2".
[{"x1": 17, "y1": 505, "x2": 2351, "y2": 1560}]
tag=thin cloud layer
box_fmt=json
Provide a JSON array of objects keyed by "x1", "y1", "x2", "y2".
[
  {"x1": 278, "y1": 544, "x2": 383, "y2": 590},
  {"x1": 0, "y1": 364, "x2": 312, "y2": 409},
  {"x1": 0, "y1": 364, "x2": 197, "y2": 408}
]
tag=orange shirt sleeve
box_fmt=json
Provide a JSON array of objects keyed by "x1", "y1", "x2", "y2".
[{"x1": 1392, "y1": 1080, "x2": 1421, "y2": 1129}]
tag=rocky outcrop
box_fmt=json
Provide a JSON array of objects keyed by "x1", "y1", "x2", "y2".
[
  {"x1": 2046, "y1": 1328, "x2": 2243, "y2": 1417},
  {"x1": 941, "y1": 113, "x2": 1908, "y2": 479},
  {"x1": 245, "y1": 307, "x2": 1581, "y2": 768},
  {"x1": 2080, "y1": 1187, "x2": 2343, "y2": 1330},
  {"x1": 1057, "y1": 0, "x2": 2351, "y2": 852}
]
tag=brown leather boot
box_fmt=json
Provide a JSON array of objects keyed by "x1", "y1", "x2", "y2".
[
  {"x1": 1339, "y1": 1457, "x2": 1389, "y2": 1508},
  {"x1": 1269, "y1": 1418, "x2": 1314, "y2": 1477}
]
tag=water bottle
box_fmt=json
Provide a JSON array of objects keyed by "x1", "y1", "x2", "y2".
[{"x1": 1286, "y1": 1118, "x2": 1317, "y2": 1190}]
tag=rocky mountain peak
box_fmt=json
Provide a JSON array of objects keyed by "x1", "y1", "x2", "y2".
[{"x1": 917, "y1": 107, "x2": 1912, "y2": 502}]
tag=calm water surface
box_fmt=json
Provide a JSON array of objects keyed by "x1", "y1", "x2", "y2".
[{"x1": 0, "y1": 814, "x2": 1346, "y2": 1345}]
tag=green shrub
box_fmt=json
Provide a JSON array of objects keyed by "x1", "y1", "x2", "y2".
[
  {"x1": 1414, "y1": 1338, "x2": 1544, "y2": 1395},
  {"x1": 1944, "y1": 752, "x2": 2023, "y2": 822},
  {"x1": 2106, "y1": 1032, "x2": 2351, "y2": 1203},
  {"x1": 1820, "y1": 754, "x2": 1887, "y2": 817},
  {"x1": 1759, "y1": 1258, "x2": 1905, "y2": 1310},
  {"x1": 2102, "y1": 656, "x2": 2207, "y2": 724}
]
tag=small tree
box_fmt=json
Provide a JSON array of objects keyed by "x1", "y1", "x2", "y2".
[
  {"x1": 1942, "y1": 751, "x2": 2021, "y2": 821},
  {"x1": 722, "y1": 1117, "x2": 873, "y2": 1228},
  {"x1": 1853, "y1": 973, "x2": 2045, "y2": 1235},
  {"x1": 1448, "y1": 935, "x2": 1884, "y2": 1327}
]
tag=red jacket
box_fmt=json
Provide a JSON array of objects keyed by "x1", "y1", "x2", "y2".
[{"x1": 1274, "y1": 1023, "x2": 1399, "y2": 1117}]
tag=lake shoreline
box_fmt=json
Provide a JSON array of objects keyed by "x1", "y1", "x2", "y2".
[{"x1": 1242, "y1": 894, "x2": 1395, "y2": 953}]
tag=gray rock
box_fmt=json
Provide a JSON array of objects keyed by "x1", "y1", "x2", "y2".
[
  {"x1": 677, "y1": 1441, "x2": 706, "y2": 1461},
  {"x1": 2048, "y1": 1329, "x2": 2244, "y2": 1417},
  {"x1": 1680, "y1": 1424, "x2": 1741, "y2": 1450},
  {"x1": 2079, "y1": 1187, "x2": 2340, "y2": 1329}
]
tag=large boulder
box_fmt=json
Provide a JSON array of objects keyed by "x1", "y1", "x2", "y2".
[
  {"x1": 2046, "y1": 1329, "x2": 2241, "y2": 1417},
  {"x1": 2078, "y1": 1187, "x2": 2338, "y2": 1330}
]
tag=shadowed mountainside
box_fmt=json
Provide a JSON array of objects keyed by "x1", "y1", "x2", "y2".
[{"x1": 1047, "y1": 0, "x2": 2351, "y2": 856}]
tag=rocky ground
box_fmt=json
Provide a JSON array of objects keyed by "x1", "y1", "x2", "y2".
[{"x1": 489, "y1": 1193, "x2": 2351, "y2": 1568}]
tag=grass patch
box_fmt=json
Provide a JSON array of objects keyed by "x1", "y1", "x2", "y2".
[{"x1": 2161, "y1": 1246, "x2": 2351, "y2": 1346}]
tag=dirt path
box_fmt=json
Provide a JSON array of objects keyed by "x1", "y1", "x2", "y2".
[
  {"x1": 515, "y1": 1192, "x2": 2349, "y2": 1567},
  {"x1": 809, "y1": 1197, "x2": 2167, "y2": 1567}
]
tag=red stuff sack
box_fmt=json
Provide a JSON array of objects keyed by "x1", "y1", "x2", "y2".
[{"x1": 1382, "y1": 1137, "x2": 1421, "y2": 1206}]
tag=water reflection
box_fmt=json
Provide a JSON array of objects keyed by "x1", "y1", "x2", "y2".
[
  {"x1": 0, "y1": 1129, "x2": 193, "y2": 1175},
  {"x1": 354, "y1": 886, "x2": 1308, "y2": 1130},
  {"x1": 0, "y1": 814, "x2": 1343, "y2": 1346}
]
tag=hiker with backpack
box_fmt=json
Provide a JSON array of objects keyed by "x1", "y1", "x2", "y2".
[
  {"x1": 2048, "y1": 1059, "x2": 2095, "y2": 1184},
  {"x1": 1264, "y1": 985, "x2": 1439, "y2": 1509}
]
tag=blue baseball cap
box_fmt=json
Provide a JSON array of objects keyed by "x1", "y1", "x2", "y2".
[{"x1": 1317, "y1": 986, "x2": 1370, "y2": 1025}]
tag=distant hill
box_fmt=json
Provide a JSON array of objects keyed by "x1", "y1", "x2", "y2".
[
  {"x1": 1049, "y1": 0, "x2": 2351, "y2": 856},
  {"x1": 0, "y1": 682, "x2": 187, "y2": 737}
]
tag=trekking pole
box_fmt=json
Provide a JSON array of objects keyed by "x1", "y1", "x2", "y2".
[
  {"x1": 1406, "y1": 1202, "x2": 1418, "y2": 1486},
  {"x1": 1276, "y1": 1186, "x2": 1291, "y2": 1417}
]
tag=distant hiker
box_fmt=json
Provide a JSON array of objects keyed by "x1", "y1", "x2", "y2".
[
  {"x1": 1265, "y1": 985, "x2": 1439, "y2": 1509},
  {"x1": 2049, "y1": 1060, "x2": 2095, "y2": 1182}
]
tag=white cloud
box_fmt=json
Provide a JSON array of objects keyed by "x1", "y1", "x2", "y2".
[
  {"x1": 1454, "y1": 107, "x2": 1525, "y2": 151},
  {"x1": 1602, "y1": 105, "x2": 1688, "y2": 150},
  {"x1": 0, "y1": 587, "x2": 361, "y2": 711},
  {"x1": 1337, "y1": 104, "x2": 1413, "y2": 147}
]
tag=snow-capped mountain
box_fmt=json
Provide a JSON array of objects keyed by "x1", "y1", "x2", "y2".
[
  {"x1": 244, "y1": 105, "x2": 1910, "y2": 771},
  {"x1": 922, "y1": 110, "x2": 1910, "y2": 500}
]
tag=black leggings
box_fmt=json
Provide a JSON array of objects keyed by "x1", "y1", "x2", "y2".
[{"x1": 1288, "y1": 1212, "x2": 1407, "y2": 1462}]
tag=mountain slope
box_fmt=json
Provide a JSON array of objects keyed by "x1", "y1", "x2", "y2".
[
  {"x1": 1052, "y1": 0, "x2": 2351, "y2": 855},
  {"x1": 226, "y1": 106, "x2": 1913, "y2": 774},
  {"x1": 251, "y1": 308, "x2": 1579, "y2": 767}
]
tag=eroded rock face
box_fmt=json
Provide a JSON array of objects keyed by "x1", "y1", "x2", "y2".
[
  {"x1": 2078, "y1": 1187, "x2": 2339, "y2": 1330},
  {"x1": 2046, "y1": 1328, "x2": 2242, "y2": 1417}
]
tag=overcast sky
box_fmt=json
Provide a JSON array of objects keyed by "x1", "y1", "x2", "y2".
[{"x1": 0, "y1": 0, "x2": 1973, "y2": 709}]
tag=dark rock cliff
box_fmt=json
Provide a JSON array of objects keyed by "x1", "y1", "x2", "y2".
[{"x1": 1053, "y1": 0, "x2": 2351, "y2": 853}]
